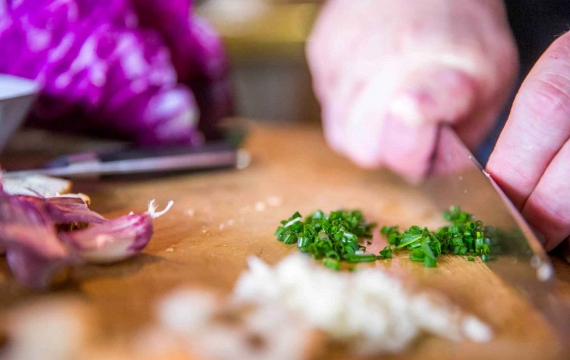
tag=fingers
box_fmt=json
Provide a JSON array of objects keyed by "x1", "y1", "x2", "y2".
[
  {"x1": 378, "y1": 118, "x2": 439, "y2": 183},
  {"x1": 452, "y1": 100, "x2": 503, "y2": 151},
  {"x1": 320, "y1": 75, "x2": 365, "y2": 154},
  {"x1": 339, "y1": 70, "x2": 400, "y2": 168},
  {"x1": 487, "y1": 32, "x2": 570, "y2": 209},
  {"x1": 388, "y1": 69, "x2": 478, "y2": 127},
  {"x1": 521, "y1": 139, "x2": 570, "y2": 251},
  {"x1": 487, "y1": 32, "x2": 570, "y2": 250},
  {"x1": 324, "y1": 67, "x2": 479, "y2": 181},
  {"x1": 308, "y1": 0, "x2": 518, "y2": 181},
  {"x1": 306, "y1": 0, "x2": 367, "y2": 100}
]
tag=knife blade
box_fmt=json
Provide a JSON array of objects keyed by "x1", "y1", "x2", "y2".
[{"x1": 422, "y1": 125, "x2": 570, "y2": 349}]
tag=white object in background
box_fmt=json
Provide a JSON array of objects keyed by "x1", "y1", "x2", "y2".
[
  {"x1": 198, "y1": 0, "x2": 270, "y2": 25},
  {"x1": 0, "y1": 74, "x2": 39, "y2": 152}
]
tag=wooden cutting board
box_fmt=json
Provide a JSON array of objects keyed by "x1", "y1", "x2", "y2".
[{"x1": 1, "y1": 122, "x2": 569, "y2": 360}]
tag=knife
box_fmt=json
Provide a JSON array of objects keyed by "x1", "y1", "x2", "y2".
[
  {"x1": 4, "y1": 142, "x2": 251, "y2": 180},
  {"x1": 423, "y1": 125, "x2": 570, "y2": 350}
]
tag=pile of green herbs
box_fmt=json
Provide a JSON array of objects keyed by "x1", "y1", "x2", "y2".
[
  {"x1": 381, "y1": 206, "x2": 491, "y2": 268},
  {"x1": 275, "y1": 206, "x2": 490, "y2": 270}
]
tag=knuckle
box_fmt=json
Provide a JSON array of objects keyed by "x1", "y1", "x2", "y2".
[
  {"x1": 523, "y1": 75, "x2": 570, "y2": 121},
  {"x1": 523, "y1": 31, "x2": 570, "y2": 120},
  {"x1": 526, "y1": 192, "x2": 570, "y2": 250},
  {"x1": 531, "y1": 191, "x2": 569, "y2": 227}
]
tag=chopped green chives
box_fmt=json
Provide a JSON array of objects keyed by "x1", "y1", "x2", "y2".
[
  {"x1": 345, "y1": 254, "x2": 377, "y2": 263},
  {"x1": 323, "y1": 258, "x2": 341, "y2": 270},
  {"x1": 276, "y1": 206, "x2": 491, "y2": 270},
  {"x1": 275, "y1": 210, "x2": 376, "y2": 268},
  {"x1": 297, "y1": 236, "x2": 309, "y2": 248},
  {"x1": 378, "y1": 246, "x2": 392, "y2": 259},
  {"x1": 424, "y1": 257, "x2": 437, "y2": 268},
  {"x1": 380, "y1": 206, "x2": 491, "y2": 268}
]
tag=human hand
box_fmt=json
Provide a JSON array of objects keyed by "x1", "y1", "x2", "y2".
[
  {"x1": 487, "y1": 31, "x2": 570, "y2": 252},
  {"x1": 307, "y1": 0, "x2": 518, "y2": 182}
]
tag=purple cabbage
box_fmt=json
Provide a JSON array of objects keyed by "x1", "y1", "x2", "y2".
[
  {"x1": 130, "y1": 0, "x2": 233, "y2": 139},
  {"x1": 0, "y1": 0, "x2": 233, "y2": 145}
]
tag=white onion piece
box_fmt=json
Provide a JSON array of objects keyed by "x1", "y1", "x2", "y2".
[{"x1": 234, "y1": 254, "x2": 493, "y2": 355}]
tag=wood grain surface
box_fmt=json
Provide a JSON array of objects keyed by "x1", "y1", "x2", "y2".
[{"x1": 1, "y1": 123, "x2": 570, "y2": 359}]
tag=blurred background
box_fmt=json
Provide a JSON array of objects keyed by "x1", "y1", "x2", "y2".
[
  {"x1": 196, "y1": 0, "x2": 322, "y2": 124},
  {"x1": 0, "y1": 0, "x2": 326, "y2": 167}
]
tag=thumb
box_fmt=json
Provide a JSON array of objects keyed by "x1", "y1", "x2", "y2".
[{"x1": 387, "y1": 69, "x2": 478, "y2": 127}]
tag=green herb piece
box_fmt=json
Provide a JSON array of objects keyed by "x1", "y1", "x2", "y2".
[
  {"x1": 277, "y1": 206, "x2": 490, "y2": 270},
  {"x1": 380, "y1": 206, "x2": 490, "y2": 267},
  {"x1": 381, "y1": 226, "x2": 400, "y2": 246},
  {"x1": 424, "y1": 257, "x2": 437, "y2": 268},
  {"x1": 275, "y1": 210, "x2": 377, "y2": 269},
  {"x1": 345, "y1": 254, "x2": 378, "y2": 263},
  {"x1": 378, "y1": 246, "x2": 393, "y2": 259},
  {"x1": 323, "y1": 257, "x2": 341, "y2": 270}
]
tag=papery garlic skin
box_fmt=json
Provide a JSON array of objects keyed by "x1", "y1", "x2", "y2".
[
  {"x1": 6, "y1": 247, "x2": 73, "y2": 289},
  {"x1": 60, "y1": 213, "x2": 154, "y2": 264},
  {"x1": 59, "y1": 200, "x2": 173, "y2": 264},
  {"x1": 1, "y1": 181, "x2": 173, "y2": 288},
  {"x1": 0, "y1": 193, "x2": 75, "y2": 289}
]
